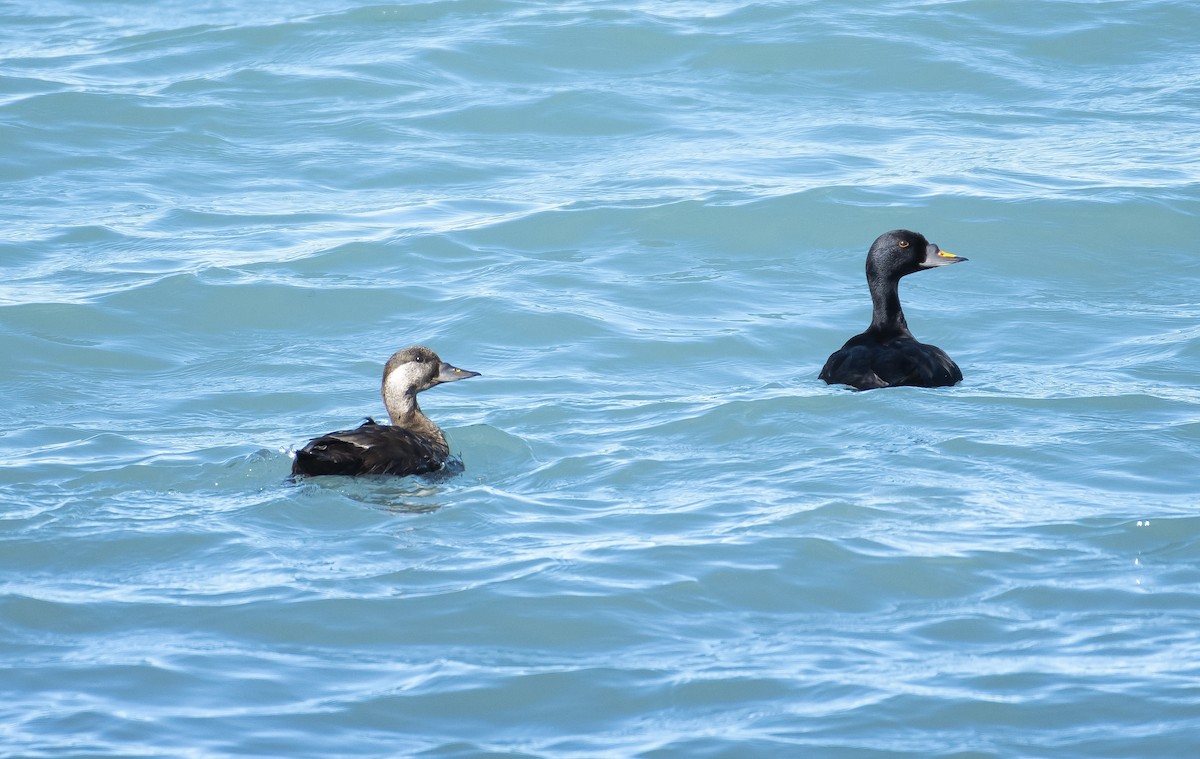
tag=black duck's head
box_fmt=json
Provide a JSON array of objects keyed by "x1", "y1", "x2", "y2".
[
  {"x1": 866, "y1": 229, "x2": 967, "y2": 282},
  {"x1": 382, "y1": 346, "x2": 480, "y2": 397}
]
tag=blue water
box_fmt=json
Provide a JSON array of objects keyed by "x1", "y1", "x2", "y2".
[{"x1": 3, "y1": 0, "x2": 1200, "y2": 756}]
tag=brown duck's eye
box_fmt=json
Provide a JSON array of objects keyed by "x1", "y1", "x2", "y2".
[{"x1": 898, "y1": 240, "x2": 909, "y2": 248}]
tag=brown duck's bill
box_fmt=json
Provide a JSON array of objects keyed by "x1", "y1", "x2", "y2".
[
  {"x1": 435, "y1": 362, "x2": 481, "y2": 383},
  {"x1": 920, "y1": 242, "x2": 968, "y2": 268}
]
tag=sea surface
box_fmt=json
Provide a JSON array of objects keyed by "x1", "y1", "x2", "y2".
[{"x1": 3, "y1": 1, "x2": 1199, "y2": 756}]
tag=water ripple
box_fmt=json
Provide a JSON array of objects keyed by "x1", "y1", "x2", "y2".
[{"x1": 3, "y1": 0, "x2": 1200, "y2": 756}]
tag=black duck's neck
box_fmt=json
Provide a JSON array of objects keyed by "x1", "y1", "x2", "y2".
[{"x1": 867, "y1": 272, "x2": 912, "y2": 338}]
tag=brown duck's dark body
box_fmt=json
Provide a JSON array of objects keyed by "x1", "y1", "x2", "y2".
[
  {"x1": 820, "y1": 229, "x2": 967, "y2": 391},
  {"x1": 291, "y1": 346, "x2": 479, "y2": 479},
  {"x1": 291, "y1": 418, "x2": 451, "y2": 477}
]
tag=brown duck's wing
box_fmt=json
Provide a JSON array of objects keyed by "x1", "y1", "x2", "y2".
[{"x1": 291, "y1": 419, "x2": 449, "y2": 477}]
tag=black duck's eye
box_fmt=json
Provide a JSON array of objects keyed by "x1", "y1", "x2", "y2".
[{"x1": 898, "y1": 240, "x2": 909, "y2": 248}]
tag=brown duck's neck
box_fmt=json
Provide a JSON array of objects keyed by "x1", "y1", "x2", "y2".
[{"x1": 384, "y1": 391, "x2": 448, "y2": 447}]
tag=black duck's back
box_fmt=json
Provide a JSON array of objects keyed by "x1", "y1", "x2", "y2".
[
  {"x1": 820, "y1": 333, "x2": 962, "y2": 391},
  {"x1": 291, "y1": 418, "x2": 450, "y2": 478}
]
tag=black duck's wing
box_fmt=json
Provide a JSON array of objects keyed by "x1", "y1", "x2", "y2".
[
  {"x1": 820, "y1": 344, "x2": 889, "y2": 390},
  {"x1": 820, "y1": 334, "x2": 890, "y2": 390},
  {"x1": 884, "y1": 339, "x2": 961, "y2": 388},
  {"x1": 292, "y1": 420, "x2": 448, "y2": 477}
]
